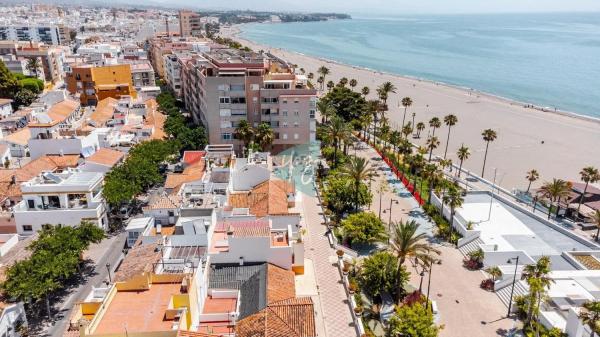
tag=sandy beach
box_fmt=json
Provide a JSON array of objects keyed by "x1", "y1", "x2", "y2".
[{"x1": 220, "y1": 24, "x2": 600, "y2": 190}]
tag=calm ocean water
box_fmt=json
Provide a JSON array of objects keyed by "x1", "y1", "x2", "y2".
[{"x1": 240, "y1": 13, "x2": 600, "y2": 118}]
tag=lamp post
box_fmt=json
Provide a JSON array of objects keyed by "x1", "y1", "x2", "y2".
[
  {"x1": 506, "y1": 256, "x2": 520, "y2": 318},
  {"x1": 388, "y1": 199, "x2": 398, "y2": 244},
  {"x1": 106, "y1": 263, "x2": 112, "y2": 283},
  {"x1": 418, "y1": 270, "x2": 425, "y2": 293},
  {"x1": 411, "y1": 112, "x2": 416, "y2": 137},
  {"x1": 425, "y1": 261, "x2": 434, "y2": 311}
]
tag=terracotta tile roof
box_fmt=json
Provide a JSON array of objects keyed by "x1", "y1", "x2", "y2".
[
  {"x1": 114, "y1": 241, "x2": 161, "y2": 282},
  {"x1": 47, "y1": 99, "x2": 79, "y2": 123},
  {"x1": 266, "y1": 264, "x2": 296, "y2": 304},
  {"x1": 144, "y1": 99, "x2": 166, "y2": 140},
  {"x1": 164, "y1": 161, "x2": 205, "y2": 190},
  {"x1": 177, "y1": 331, "x2": 221, "y2": 337},
  {"x1": 182, "y1": 151, "x2": 206, "y2": 165},
  {"x1": 228, "y1": 179, "x2": 293, "y2": 217},
  {"x1": 0, "y1": 155, "x2": 79, "y2": 201},
  {"x1": 233, "y1": 226, "x2": 270, "y2": 238},
  {"x1": 90, "y1": 97, "x2": 117, "y2": 125},
  {"x1": 0, "y1": 99, "x2": 12, "y2": 106},
  {"x1": 143, "y1": 194, "x2": 181, "y2": 211},
  {"x1": 86, "y1": 148, "x2": 125, "y2": 167},
  {"x1": 235, "y1": 297, "x2": 316, "y2": 337},
  {"x1": 3, "y1": 128, "x2": 30, "y2": 146},
  {"x1": 215, "y1": 220, "x2": 269, "y2": 232}
]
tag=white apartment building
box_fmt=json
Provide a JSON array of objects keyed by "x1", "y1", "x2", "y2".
[
  {"x1": 164, "y1": 53, "x2": 183, "y2": 97},
  {"x1": 14, "y1": 170, "x2": 108, "y2": 235},
  {"x1": 0, "y1": 25, "x2": 61, "y2": 45}
]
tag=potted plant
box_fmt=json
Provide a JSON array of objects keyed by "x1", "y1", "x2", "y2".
[
  {"x1": 348, "y1": 280, "x2": 358, "y2": 294},
  {"x1": 342, "y1": 264, "x2": 350, "y2": 275},
  {"x1": 336, "y1": 249, "x2": 344, "y2": 258},
  {"x1": 354, "y1": 306, "x2": 363, "y2": 316}
]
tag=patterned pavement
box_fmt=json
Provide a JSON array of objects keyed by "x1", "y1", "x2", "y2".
[{"x1": 300, "y1": 188, "x2": 358, "y2": 337}]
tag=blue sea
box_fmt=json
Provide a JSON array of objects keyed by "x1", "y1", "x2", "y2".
[{"x1": 239, "y1": 13, "x2": 600, "y2": 118}]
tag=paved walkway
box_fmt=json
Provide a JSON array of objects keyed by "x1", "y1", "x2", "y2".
[{"x1": 300, "y1": 189, "x2": 357, "y2": 337}]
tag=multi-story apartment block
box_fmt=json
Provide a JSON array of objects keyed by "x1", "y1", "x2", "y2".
[
  {"x1": 0, "y1": 26, "x2": 61, "y2": 45},
  {"x1": 147, "y1": 36, "x2": 210, "y2": 78},
  {"x1": 65, "y1": 64, "x2": 137, "y2": 105},
  {"x1": 164, "y1": 53, "x2": 184, "y2": 97},
  {"x1": 13, "y1": 170, "x2": 108, "y2": 235},
  {"x1": 0, "y1": 41, "x2": 66, "y2": 83},
  {"x1": 181, "y1": 49, "x2": 317, "y2": 154},
  {"x1": 128, "y1": 61, "x2": 156, "y2": 88},
  {"x1": 178, "y1": 10, "x2": 203, "y2": 37}
]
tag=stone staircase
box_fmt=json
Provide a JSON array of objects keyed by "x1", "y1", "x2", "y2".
[
  {"x1": 458, "y1": 237, "x2": 484, "y2": 256},
  {"x1": 496, "y1": 280, "x2": 529, "y2": 307}
]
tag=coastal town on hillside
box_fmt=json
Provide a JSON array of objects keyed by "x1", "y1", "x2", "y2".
[{"x1": 0, "y1": 3, "x2": 599, "y2": 337}]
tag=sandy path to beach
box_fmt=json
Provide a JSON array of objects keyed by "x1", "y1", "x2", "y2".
[{"x1": 220, "y1": 25, "x2": 600, "y2": 191}]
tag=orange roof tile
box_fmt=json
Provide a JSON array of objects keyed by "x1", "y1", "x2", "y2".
[
  {"x1": 182, "y1": 151, "x2": 206, "y2": 165},
  {"x1": 3, "y1": 128, "x2": 31, "y2": 146},
  {"x1": 164, "y1": 161, "x2": 205, "y2": 190},
  {"x1": 266, "y1": 264, "x2": 295, "y2": 304},
  {"x1": 113, "y1": 242, "x2": 161, "y2": 282},
  {"x1": 86, "y1": 148, "x2": 125, "y2": 167},
  {"x1": 235, "y1": 297, "x2": 316, "y2": 337},
  {"x1": 47, "y1": 99, "x2": 79, "y2": 123},
  {"x1": 177, "y1": 331, "x2": 221, "y2": 337},
  {"x1": 233, "y1": 226, "x2": 270, "y2": 238},
  {"x1": 90, "y1": 97, "x2": 117, "y2": 125},
  {"x1": 144, "y1": 99, "x2": 166, "y2": 140},
  {"x1": 0, "y1": 99, "x2": 12, "y2": 106},
  {"x1": 228, "y1": 179, "x2": 293, "y2": 217},
  {"x1": 143, "y1": 194, "x2": 182, "y2": 211}
]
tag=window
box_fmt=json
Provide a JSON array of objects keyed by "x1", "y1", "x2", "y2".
[
  {"x1": 294, "y1": 133, "x2": 299, "y2": 140},
  {"x1": 230, "y1": 84, "x2": 245, "y2": 91},
  {"x1": 218, "y1": 84, "x2": 229, "y2": 91},
  {"x1": 294, "y1": 98, "x2": 299, "y2": 103},
  {"x1": 282, "y1": 133, "x2": 288, "y2": 140},
  {"x1": 282, "y1": 99, "x2": 288, "y2": 104},
  {"x1": 222, "y1": 133, "x2": 232, "y2": 140},
  {"x1": 168, "y1": 211, "x2": 175, "y2": 217},
  {"x1": 294, "y1": 110, "x2": 299, "y2": 116},
  {"x1": 22, "y1": 225, "x2": 32, "y2": 232},
  {"x1": 253, "y1": 97, "x2": 258, "y2": 102},
  {"x1": 231, "y1": 97, "x2": 246, "y2": 104},
  {"x1": 282, "y1": 122, "x2": 288, "y2": 128},
  {"x1": 27, "y1": 199, "x2": 35, "y2": 209},
  {"x1": 219, "y1": 109, "x2": 231, "y2": 117},
  {"x1": 219, "y1": 97, "x2": 230, "y2": 104},
  {"x1": 261, "y1": 97, "x2": 278, "y2": 104},
  {"x1": 309, "y1": 110, "x2": 316, "y2": 118},
  {"x1": 282, "y1": 110, "x2": 288, "y2": 116},
  {"x1": 294, "y1": 122, "x2": 299, "y2": 128}
]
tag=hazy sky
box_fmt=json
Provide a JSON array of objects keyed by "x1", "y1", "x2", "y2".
[{"x1": 155, "y1": 0, "x2": 600, "y2": 15}]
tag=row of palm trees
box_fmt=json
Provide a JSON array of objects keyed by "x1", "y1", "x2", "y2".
[{"x1": 233, "y1": 120, "x2": 274, "y2": 153}]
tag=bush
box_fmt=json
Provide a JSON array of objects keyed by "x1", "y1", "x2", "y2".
[
  {"x1": 480, "y1": 279, "x2": 494, "y2": 291},
  {"x1": 340, "y1": 212, "x2": 387, "y2": 247},
  {"x1": 358, "y1": 251, "x2": 408, "y2": 299},
  {"x1": 19, "y1": 77, "x2": 44, "y2": 94}
]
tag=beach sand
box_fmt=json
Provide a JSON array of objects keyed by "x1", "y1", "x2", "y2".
[{"x1": 221, "y1": 25, "x2": 600, "y2": 191}]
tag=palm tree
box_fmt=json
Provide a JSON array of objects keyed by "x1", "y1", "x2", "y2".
[
  {"x1": 415, "y1": 122, "x2": 425, "y2": 138},
  {"x1": 255, "y1": 122, "x2": 274, "y2": 151},
  {"x1": 401, "y1": 123, "x2": 412, "y2": 140},
  {"x1": 338, "y1": 77, "x2": 348, "y2": 87},
  {"x1": 400, "y1": 97, "x2": 413, "y2": 139},
  {"x1": 327, "y1": 116, "x2": 350, "y2": 166},
  {"x1": 537, "y1": 179, "x2": 572, "y2": 220},
  {"x1": 26, "y1": 57, "x2": 42, "y2": 79},
  {"x1": 525, "y1": 169, "x2": 540, "y2": 194},
  {"x1": 442, "y1": 114, "x2": 458, "y2": 159},
  {"x1": 456, "y1": 145, "x2": 470, "y2": 178},
  {"x1": 443, "y1": 185, "x2": 464, "y2": 243},
  {"x1": 592, "y1": 210, "x2": 600, "y2": 242},
  {"x1": 349, "y1": 79, "x2": 357, "y2": 91},
  {"x1": 389, "y1": 220, "x2": 440, "y2": 302},
  {"x1": 426, "y1": 135, "x2": 440, "y2": 162},
  {"x1": 326, "y1": 80, "x2": 335, "y2": 91},
  {"x1": 484, "y1": 266, "x2": 502, "y2": 283},
  {"x1": 361, "y1": 86, "x2": 370, "y2": 97},
  {"x1": 307, "y1": 72, "x2": 314, "y2": 80},
  {"x1": 341, "y1": 156, "x2": 374, "y2": 211},
  {"x1": 428, "y1": 117, "x2": 441, "y2": 137},
  {"x1": 577, "y1": 166, "x2": 600, "y2": 216},
  {"x1": 480, "y1": 129, "x2": 497, "y2": 178},
  {"x1": 422, "y1": 163, "x2": 441, "y2": 203},
  {"x1": 234, "y1": 119, "x2": 254, "y2": 153},
  {"x1": 377, "y1": 81, "x2": 396, "y2": 105},
  {"x1": 580, "y1": 301, "x2": 600, "y2": 337},
  {"x1": 521, "y1": 256, "x2": 553, "y2": 328},
  {"x1": 317, "y1": 65, "x2": 330, "y2": 86},
  {"x1": 317, "y1": 76, "x2": 324, "y2": 90}
]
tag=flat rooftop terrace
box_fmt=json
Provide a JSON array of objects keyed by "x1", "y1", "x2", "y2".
[
  {"x1": 458, "y1": 192, "x2": 598, "y2": 270},
  {"x1": 93, "y1": 283, "x2": 182, "y2": 334}
]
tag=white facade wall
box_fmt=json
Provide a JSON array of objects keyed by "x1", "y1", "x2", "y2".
[
  {"x1": 209, "y1": 235, "x2": 293, "y2": 270},
  {"x1": 28, "y1": 133, "x2": 99, "y2": 159},
  {"x1": 0, "y1": 103, "x2": 13, "y2": 118},
  {"x1": 0, "y1": 302, "x2": 27, "y2": 337},
  {"x1": 14, "y1": 203, "x2": 107, "y2": 235},
  {"x1": 0, "y1": 234, "x2": 19, "y2": 257}
]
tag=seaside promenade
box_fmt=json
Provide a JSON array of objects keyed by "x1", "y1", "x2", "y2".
[{"x1": 221, "y1": 25, "x2": 600, "y2": 192}]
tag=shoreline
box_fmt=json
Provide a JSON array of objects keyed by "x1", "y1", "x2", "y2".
[{"x1": 227, "y1": 23, "x2": 600, "y2": 125}]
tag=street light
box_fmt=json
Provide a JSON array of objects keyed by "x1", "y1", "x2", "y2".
[
  {"x1": 388, "y1": 199, "x2": 398, "y2": 244},
  {"x1": 425, "y1": 261, "x2": 435, "y2": 311},
  {"x1": 506, "y1": 256, "x2": 520, "y2": 318},
  {"x1": 106, "y1": 263, "x2": 112, "y2": 283},
  {"x1": 418, "y1": 270, "x2": 425, "y2": 293}
]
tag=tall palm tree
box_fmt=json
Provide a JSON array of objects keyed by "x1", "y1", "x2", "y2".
[
  {"x1": 442, "y1": 114, "x2": 458, "y2": 159},
  {"x1": 341, "y1": 156, "x2": 374, "y2": 211},
  {"x1": 326, "y1": 80, "x2": 335, "y2": 91},
  {"x1": 580, "y1": 301, "x2": 600, "y2": 337},
  {"x1": 338, "y1": 77, "x2": 348, "y2": 87},
  {"x1": 428, "y1": 117, "x2": 441, "y2": 136},
  {"x1": 389, "y1": 220, "x2": 440, "y2": 302},
  {"x1": 307, "y1": 72, "x2": 314, "y2": 80},
  {"x1": 317, "y1": 65, "x2": 330, "y2": 86},
  {"x1": 327, "y1": 116, "x2": 351, "y2": 166},
  {"x1": 415, "y1": 122, "x2": 425, "y2": 138},
  {"x1": 480, "y1": 129, "x2": 497, "y2": 178},
  {"x1": 521, "y1": 256, "x2": 553, "y2": 328},
  {"x1": 234, "y1": 119, "x2": 254, "y2": 153},
  {"x1": 349, "y1": 79, "x2": 357, "y2": 91},
  {"x1": 26, "y1": 57, "x2": 42, "y2": 79},
  {"x1": 578, "y1": 166, "x2": 600, "y2": 216},
  {"x1": 317, "y1": 76, "x2": 324, "y2": 90},
  {"x1": 456, "y1": 145, "x2": 470, "y2": 178},
  {"x1": 426, "y1": 135, "x2": 440, "y2": 162},
  {"x1": 401, "y1": 123, "x2": 412, "y2": 140},
  {"x1": 361, "y1": 86, "x2": 370, "y2": 97},
  {"x1": 537, "y1": 179, "x2": 572, "y2": 220},
  {"x1": 401, "y1": 97, "x2": 413, "y2": 138},
  {"x1": 299, "y1": 67, "x2": 305, "y2": 74},
  {"x1": 377, "y1": 81, "x2": 396, "y2": 105},
  {"x1": 255, "y1": 122, "x2": 274, "y2": 151},
  {"x1": 525, "y1": 169, "x2": 540, "y2": 194},
  {"x1": 422, "y1": 163, "x2": 441, "y2": 203},
  {"x1": 443, "y1": 185, "x2": 464, "y2": 243}
]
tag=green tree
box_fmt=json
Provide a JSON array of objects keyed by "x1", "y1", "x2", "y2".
[
  {"x1": 20, "y1": 77, "x2": 44, "y2": 94},
  {"x1": 481, "y1": 128, "x2": 497, "y2": 178},
  {"x1": 485, "y1": 266, "x2": 502, "y2": 282},
  {"x1": 537, "y1": 179, "x2": 572, "y2": 219},
  {"x1": 255, "y1": 122, "x2": 274, "y2": 151},
  {"x1": 358, "y1": 251, "x2": 409, "y2": 298},
  {"x1": 341, "y1": 212, "x2": 388, "y2": 246},
  {"x1": 428, "y1": 117, "x2": 441, "y2": 136},
  {"x1": 349, "y1": 78, "x2": 357, "y2": 91},
  {"x1": 326, "y1": 80, "x2": 335, "y2": 91},
  {"x1": 442, "y1": 114, "x2": 458, "y2": 159},
  {"x1": 521, "y1": 256, "x2": 553, "y2": 329},
  {"x1": 13, "y1": 88, "x2": 37, "y2": 108},
  {"x1": 401, "y1": 97, "x2": 413, "y2": 138},
  {"x1": 326, "y1": 116, "x2": 351, "y2": 166},
  {"x1": 338, "y1": 77, "x2": 348, "y2": 87},
  {"x1": 387, "y1": 303, "x2": 439, "y2": 337},
  {"x1": 578, "y1": 166, "x2": 600, "y2": 215},
  {"x1": 442, "y1": 184, "x2": 464, "y2": 242},
  {"x1": 361, "y1": 86, "x2": 370, "y2": 97},
  {"x1": 580, "y1": 301, "x2": 600, "y2": 337},
  {"x1": 323, "y1": 175, "x2": 372, "y2": 221},
  {"x1": 426, "y1": 135, "x2": 440, "y2": 162},
  {"x1": 377, "y1": 81, "x2": 396, "y2": 105},
  {"x1": 0, "y1": 59, "x2": 21, "y2": 99},
  {"x1": 26, "y1": 57, "x2": 42, "y2": 79},
  {"x1": 456, "y1": 145, "x2": 470, "y2": 178},
  {"x1": 340, "y1": 156, "x2": 374, "y2": 211},
  {"x1": 234, "y1": 119, "x2": 254, "y2": 151},
  {"x1": 415, "y1": 122, "x2": 425, "y2": 138},
  {"x1": 526, "y1": 169, "x2": 540, "y2": 193},
  {"x1": 317, "y1": 65, "x2": 330, "y2": 88}
]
